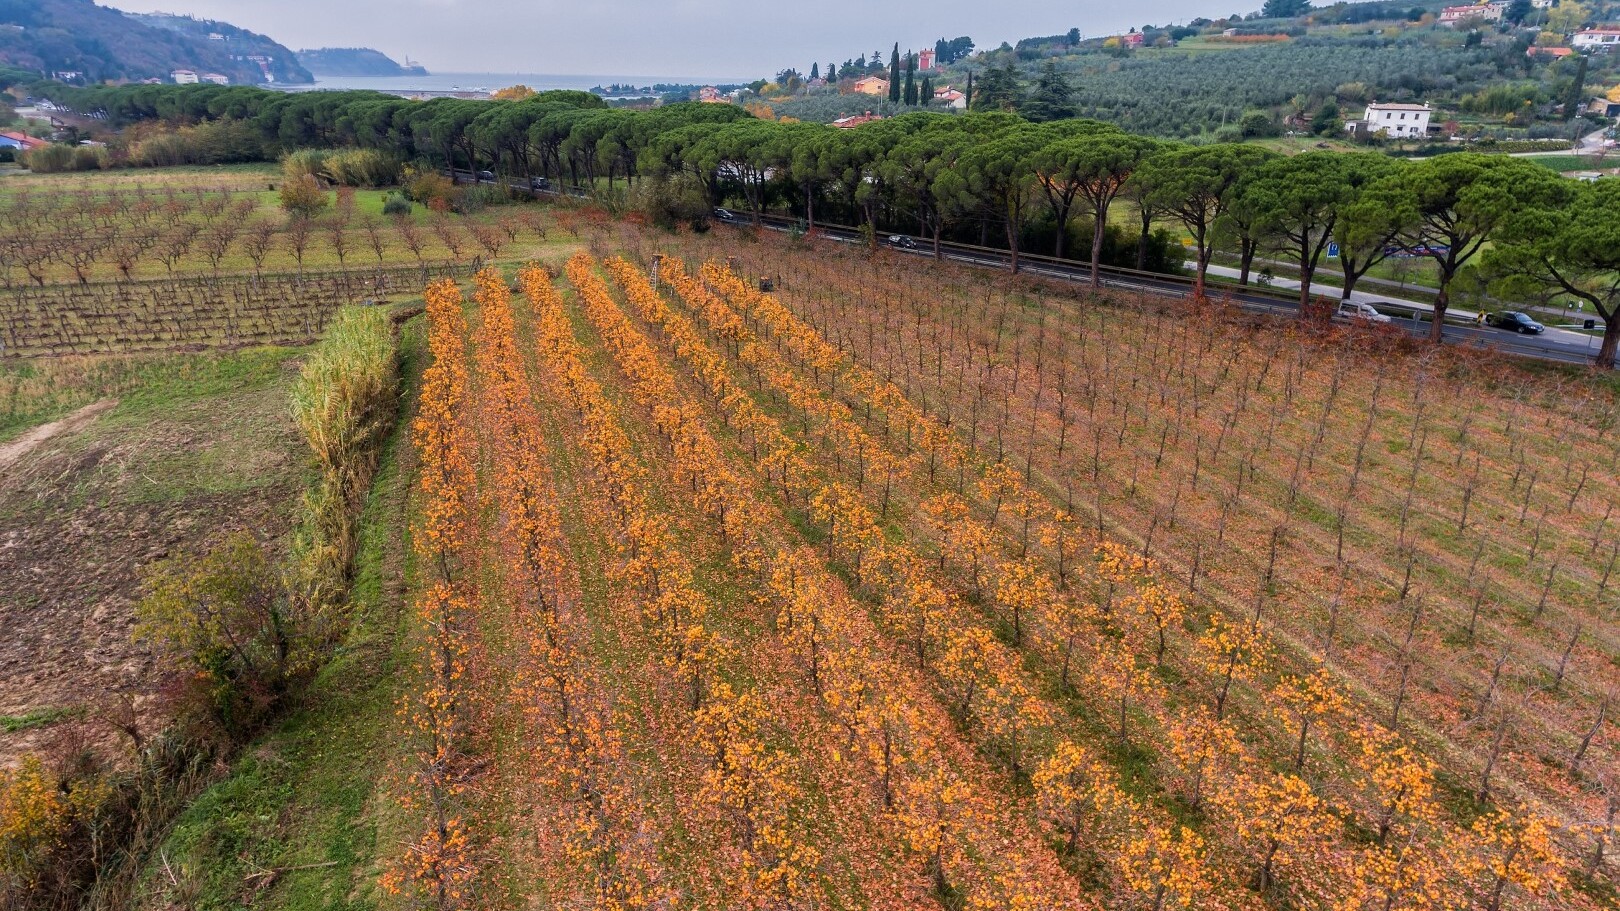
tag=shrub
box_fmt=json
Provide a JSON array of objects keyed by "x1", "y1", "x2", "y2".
[
  {"x1": 279, "y1": 173, "x2": 330, "y2": 218},
  {"x1": 0, "y1": 755, "x2": 111, "y2": 910},
  {"x1": 20, "y1": 143, "x2": 73, "y2": 173},
  {"x1": 633, "y1": 174, "x2": 712, "y2": 229},
  {"x1": 382, "y1": 192, "x2": 413, "y2": 216},
  {"x1": 404, "y1": 167, "x2": 455, "y2": 208},
  {"x1": 136, "y1": 533, "x2": 309, "y2": 739},
  {"x1": 127, "y1": 131, "x2": 193, "y2": 167},
  {"x1": 70, "y1": 146, "x2": 103, "y2": 171},
  {"x1": 1238, "y1": 109, "x2": 1280, "y2": 138},
  {"x1": 455, "y1": 182, "x2": 508, "y2": 214},
  {"x1": 0, "y1": 756, "x2": 71, "y2": 898},
  {"x1": 283, "y1": 148, "x2": 403, "y2": 188},
  {"x1": 127, "y1": 118, "x2": 267, "y2": 168}
]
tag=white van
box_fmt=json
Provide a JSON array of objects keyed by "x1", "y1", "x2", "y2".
[{"x1": 1337, "y1": 300, "x2": 1391, "y2": 324}]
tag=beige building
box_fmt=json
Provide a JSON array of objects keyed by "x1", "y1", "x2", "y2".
[{"x1": 852, "y1": 76, "x2": 889, "y2": 96}]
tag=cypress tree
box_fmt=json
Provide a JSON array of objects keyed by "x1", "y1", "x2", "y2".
[
  {"x1": 810, "y1": 62, "x2": 820, "y2": 81},
  {"x1": 921, "y1": 76, "x2": 934, "y2": 105},
  {"x1": 903, "y1": 55, "x2": 917, "y2": 105},
  {"x1": 889, "y1": 43, "x2": 902, "y2": 103},
  {"x1": 1564, "y1": 53, "x2": 1589, "y2": 121},
  {"x1": 965, "y1": 70, "x2": 974, "y2": 109}
]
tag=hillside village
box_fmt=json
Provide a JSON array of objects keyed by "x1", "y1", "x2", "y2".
[{"x1": 665, "y1": 0, "x2": 1620, "y2": 147}]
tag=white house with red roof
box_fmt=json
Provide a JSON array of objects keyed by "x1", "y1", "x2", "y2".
[
  {"x1": 1573, "y1": 28, "x2": 1620, "y2": 51},
  {"x1": 832, "y1": 112, "x2": 884, "y2": 128}
]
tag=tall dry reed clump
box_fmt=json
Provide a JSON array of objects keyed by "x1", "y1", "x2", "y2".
[
  {"x1": 289, "y1": 304, "x2": 399, "y2": 634},
  {"x1": 281, "y1": 148, "x2": 402, "y2": 188}
]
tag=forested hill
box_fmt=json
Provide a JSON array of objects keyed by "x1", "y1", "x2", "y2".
[
  {"x1": 0, "y1": 0, "x2": 311, "y2": 84},
  {"x1": 297, "y1": 47, "x2": 428, "y2": 77}
]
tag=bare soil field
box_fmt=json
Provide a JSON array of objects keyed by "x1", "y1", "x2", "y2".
[{"x1": 0, "y1": 349, "x2": 305, "y2": 765}]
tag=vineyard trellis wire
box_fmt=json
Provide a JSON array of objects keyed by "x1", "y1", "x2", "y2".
[{"x1": 0, "y1": 263, "x2": 471, "y2": 357}]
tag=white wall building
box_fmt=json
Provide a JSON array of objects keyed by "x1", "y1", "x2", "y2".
[
  {"x1": 1354, "y1": 102, "x2": 1432, "y2": 138},
  {"x1": 170, "y1": 70, "x2": 199, "y2": 84},
  {"x1": 1439, "y1": 2, "x2": 1506, "y2": 25},
  {"x1": 933, "y1": 85, "x2": 967, "y2": 109},
  {"x1": 1572, "y1": 29, "x2": 1620, "y2": 51}
]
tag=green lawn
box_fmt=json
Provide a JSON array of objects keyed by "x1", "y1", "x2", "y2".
[
  {"x1": 1525, "y1": 154, "x2": 1609, "y2": 172},
  {"x1": 0, "y1": 348, "x2": 299, "y2": 444}
]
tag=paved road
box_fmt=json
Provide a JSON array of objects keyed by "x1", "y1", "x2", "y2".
[
  {"x1": 1197, "y1": 262, "x2": 1605, "y2": 360},
  {"x1": 730, "y1": 212, "x2": 1607, "y2": 367},
  {"x1": 1507, "y1": 125, "x2": 1615, "y2": 157},
  {"x1": 1575, "y1": 124, "x2": 1616, "y2": 154},
  {"x1": 445, "y1": 170, "x2": 1609, "y2": 368}
]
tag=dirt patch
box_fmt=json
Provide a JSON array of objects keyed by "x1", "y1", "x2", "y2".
[
  {"x1": 0, "y1": 379, "x2": 301, "y2": 767},
  {"x1": 0, "y1": 399, "x2": 118, "y2": 470}
]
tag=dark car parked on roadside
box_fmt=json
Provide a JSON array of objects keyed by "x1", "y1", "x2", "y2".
[{"x1": 1486, "y1": 311, "x2": 1546, "y2": 334}]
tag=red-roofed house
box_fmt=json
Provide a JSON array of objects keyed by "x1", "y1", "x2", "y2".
[
  {"x1": 833, "y1": 112, "x2": 884, "y2": 128},
  {"x1": 1573, "y1": 28, "x2": 1620, "y2": 51},
  {"x1": 0, "y1": 131, "x2": 45, "y2": 152}
]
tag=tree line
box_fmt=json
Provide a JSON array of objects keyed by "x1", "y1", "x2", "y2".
[{"x1": 33, "y1": 82, "x2": 1620, "y2": 367}]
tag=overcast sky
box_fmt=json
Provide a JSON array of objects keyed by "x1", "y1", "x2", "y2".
[{"x1": 104, "y1": 0, "x2": 1231, "y2": 80}]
